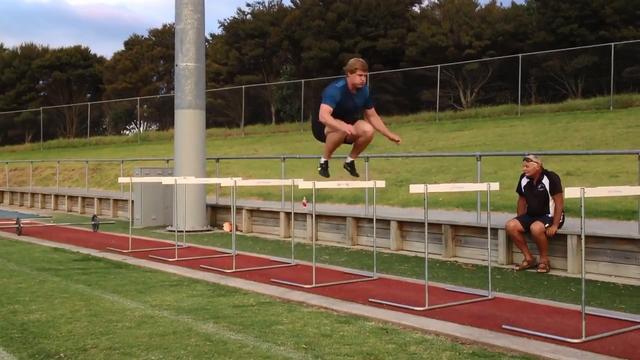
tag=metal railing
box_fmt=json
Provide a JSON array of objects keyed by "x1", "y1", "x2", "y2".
[
  {"x1": 1, "y1": 40, "x2": 639, "y2": 147},
  {"x1": 2, "y1": 150, "x2": 639, "y2": 232}
]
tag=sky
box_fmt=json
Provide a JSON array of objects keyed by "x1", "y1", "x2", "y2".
[
  {"x1": 0, "y1": 0, "x2": 250, "y2": 58},
  {"x1": 0, "y1": 0, "x2": 518, "y2": 59}
]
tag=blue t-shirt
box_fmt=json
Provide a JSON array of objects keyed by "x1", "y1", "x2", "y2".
[{"x1": 321, "y1": 78, "x2": 374, "y2": 124}]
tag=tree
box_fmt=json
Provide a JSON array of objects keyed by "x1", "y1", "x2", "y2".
[
  {"x1": 33, "y1": 46, "x2": 104, "y2": 139},
  {"x1": 102, "y1": 24, "x2": 175, "y2": 133}
]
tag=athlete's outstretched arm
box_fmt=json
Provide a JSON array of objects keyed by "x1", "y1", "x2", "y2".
[{"x1": 364, "y1": 108, "x2": 401, "y2": 143}]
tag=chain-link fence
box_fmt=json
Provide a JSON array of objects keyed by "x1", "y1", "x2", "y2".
[{"x1": 1, "y1": 40, "x2": 639, "y2": 146}]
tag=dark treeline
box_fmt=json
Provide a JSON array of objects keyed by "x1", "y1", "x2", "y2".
[{"x1": 1, "y1": 0, "x2": 639, "y2": 145}]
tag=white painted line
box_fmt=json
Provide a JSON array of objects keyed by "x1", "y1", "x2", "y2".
[
  {"x1": 565, "y1": 186, "x2": 640, "y2": 199},
  {"x1": 409, "y1": 182, "x2": 500, "y2": 193},
  {"x1": 297, "y1": 180, "x2": 385, "y2": 189},
  {"x1": 0, "y1": 347, "x2": 16, "y2": 360},
  {"x1": 0, "y1": 258, "x2": 309, "y2": 360}
]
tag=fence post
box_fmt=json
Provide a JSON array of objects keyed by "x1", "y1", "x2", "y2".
[
  {"x1": 436, "y1": 65, "x2": 441, "y2": 122},
  {"x1": 40, "y1": 107, "x2": 43, "y2": 151},
  {"x1": 476, "y1": 154, "x2": 482, "y2": 224},
  {"x1": 281, "y1": 157, "x2": 286, "y2": 209},
  {"x1": 87, "y1": 103, "x2": 91, "y2": 139},
  {"x1": 638, "y1": 154, "x2": 640, "y2": 234},
  {"x1": 518, "y1": 54, "x2": 522, "y2": 116},
  {"x1": 85, "y1": 161, "x2": 89, "y2": 192},
  {"x1": 241, "y1": 86, "x2": 245, "y2": 136},
  {"x1": 120, "y1": 160, "x2": 124, "y2": 193},
  {"x1": 610, "y1": 43, "x2": 615, "y2": 111},
  {"x1": 300, "y1": 80, "x2": 305, "y2": 132},
  {"x1": 365, "y1": 156, "x2": 370, "y2": 216},
  {"x1": 29, "y1": 161, "x2": 33, "y2": 191},
  {"x1": 215, "y1": 158, "x2": 220, "y2": 204},
  {"x1": 56, "y1": 161, "x2": 60, "y2": 192},
  {"x1": 137, "y1": 97, "x2": 141, "y2": 144},
  {"x1": 4, "y1": 162, "x2": 8, "y2": 188}
]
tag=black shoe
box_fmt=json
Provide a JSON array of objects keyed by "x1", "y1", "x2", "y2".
[
  {"x1": 343, "y1": 161, "x2": 359, "y2": 177},
  {"x1": 318, "y1": 161, "x2": 330, "y2": 178}
]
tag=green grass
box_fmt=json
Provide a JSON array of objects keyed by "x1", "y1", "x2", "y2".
[
  {"x1": 0, "y1": 238, "x2": 534, "y2": 359},
  {"x1": 1, "y1": 95, "x2": 639, "y2": 220},
  {"x1": 58, "y1": 213, "x2": 640, "y2": 314}
]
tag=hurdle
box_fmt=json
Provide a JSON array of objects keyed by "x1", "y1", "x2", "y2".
[
  {"x1": 148, "y1": 177, "x2": 241, "y2": 262},
  {"x1": 503, "y1": 185, "x2": 640, "y2": 343},
  {"x1": 200, "y1": 178, "x2": 302, "y2": 272},
  {"x1": 0, "y1": 215, "x2": 113, "y2": 236},
  {"x1": 107, "y1": 176, "x2": 193, "y2": 253},
  {"x1": 271, "y1": 180, "x2": 385, "y2": 288},
  {"x1": 369, "y1": 182, "x2": 499, "y2": 310}
]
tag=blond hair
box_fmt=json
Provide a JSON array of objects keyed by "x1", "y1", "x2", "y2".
[{"x1": 343, "y1": 58, "x2": 368, "y2": 74}]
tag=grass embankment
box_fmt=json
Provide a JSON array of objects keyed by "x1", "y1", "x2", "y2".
[
  {"x1": 0, "y1": 237, "x2": 533, "y2": 359},
  {"x1": 1, "y1": 95, "x2": 639, "y2": 220}
]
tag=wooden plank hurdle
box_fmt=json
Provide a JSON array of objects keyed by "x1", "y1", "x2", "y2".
[
  {"x1": 108, "y1": 176, "x2": 196, "y2": 254},
  {"x1": 145, "y1": 177, "x2": 242, "y2": 262},
  {"x1": 503, "y1": 185, "x2": 640, "y2": 343},
  {"x1": 369, "y1": 182, "x2": 499, "y2": 310},
  {"x1": 271, "y1": 180, "x2": 386, "y2": 288},
  {"x1": 199, "y1": 178, "x2": 303, "y2": 273}
]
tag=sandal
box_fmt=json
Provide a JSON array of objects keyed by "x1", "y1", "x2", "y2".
[
  {"x1": 515, "y1": 258, "x2": 537, "y2": 271},
  {"x1": 537, "y1": 260, "x2": 551, "y2": 273}
]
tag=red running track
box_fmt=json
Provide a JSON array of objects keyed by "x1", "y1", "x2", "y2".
[{"x1": 3, "y1": 224, "x2": 639, "y2": 359}]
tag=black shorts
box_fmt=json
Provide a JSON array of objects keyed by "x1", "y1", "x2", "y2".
[
  {"x1": 516, "y1": 213, "x2": 565, "y2": 232},
  {"x1": 311, "y1": 118, "x2": 354, "y2": 144}
]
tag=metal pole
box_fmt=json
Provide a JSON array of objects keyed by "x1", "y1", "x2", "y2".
[
  {"x1": 29, "y1": 161, "x2": 33, "y2": 191},
  {"x1": 300, "y1": 80, "x2": 305, "y2": 132},
  {"x1": 518, "y1": 54, "x2": 522, "y2": 116},
  {"x1": 436, "y1": 65, "x2": 441, "y2": 122},
  {"x1": 87, "y1": 103, "x2": 91, "y2": 138},
  {"x1": 580, "y1": 188, "x2": 587, "y2": 339},
  {"x1": 241, "y1": 86, "x2": 245, "y2": 135},
  {"x1": 637, "y1": 154, "x2": 640, "y2": 234},
  {"x1": 610, "y1": 44, "x2": 615, "y2": 111},
  {"x1": 137, "y1": 97, "x2": 141, "y2": 144},
  {"x1": 424, "y1": 184, "x2": 429, "y2": 306},
  {"x1": 120, "y1": 160, "x2": 124, "y2": 193},
  {"x1": 85, "y1": 161, "x2": 89, "y2": 192},
  {"x1": 487, "y1": 183, "x2": 492, "y2": 296},
  {"x1": 40, "y1": 107, "x2": 43, "y2": 151},
  {"x1": 4, "y1": 163, "x2": 8, "y2": 188},
  {"x1": 373, "y1": 182, "x2": 377, "y2": 275},
  {"x1": 290, "y1": 179, "x2": 295, "y2": 262},
  {"x1": 281, "y1": 157, "x2": 285, "y2": 209},
  {"x1": 215, "y1": 159, "x2": 220, "y2": 204},
  {"x1": 232, "y1": 181, "x2": 237, "y2": 270},
  {"x1": 476, "y1": 155, "x2": 482, "y2": 223},
  {"x1": 312, "y1": 182, "x2": 317, "y2": 286},
  {"x1": 365, "y1": 157, "x2": 370, "y2": 216},
  {"x1": 56, "y1": 161, "x2": 59, "y2": 192}
]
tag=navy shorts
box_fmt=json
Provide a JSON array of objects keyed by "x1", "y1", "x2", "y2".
[
  {"x1": 312, "y1": 117, "x2": 355, "y2": 144},
  {"x1": 516, "y1": 213, "x2": 564, "y2": 232}
]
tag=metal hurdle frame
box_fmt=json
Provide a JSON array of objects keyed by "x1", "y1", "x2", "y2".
[
  {"x1": 108, "y1": 176, "x2": 193, "y2": 253},
  {"x1": 200, "y1": 178, "x2": 302, "y2": 273},
  {"x1": 271, "y1": 180, "x2": 385, "y2": 288},
  {"x1": 148, "y1": 177, "x2": 241, "y2": 262},
  {"x1": 370, "y1": 182, "x2": 499, "y2": 310},
  {"x1": 503, "y1": 185, "x2": 640, "y2": 343}
]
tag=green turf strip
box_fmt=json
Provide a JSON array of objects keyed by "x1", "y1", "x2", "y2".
[{"x1": 0, "y1": 238, "x2": 532, "y2": 359}]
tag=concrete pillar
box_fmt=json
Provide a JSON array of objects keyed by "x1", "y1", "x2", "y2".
[
  {"x1": 173, "y1": 0, "x2": 208, "y2": 231},
  {"x1": 442, "y1": 224, "x2": 456, "y2": 258},
  {"x1": 346, "y1": 217, "x2": 358, "y2": 246}
]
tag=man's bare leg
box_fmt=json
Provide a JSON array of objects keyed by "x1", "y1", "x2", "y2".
[
  {"x1": 505, "y1": 219, "x2": 536, "y2": 267},
  {"x1": 348, "y1": 120, "x2": 375, "y2": 159},
  {"x1": 530, "y1": 221, "x2": 550, "y2": 271},
  {"x1": 323, "y1": 129, "x2": 348, "y2": 159}
]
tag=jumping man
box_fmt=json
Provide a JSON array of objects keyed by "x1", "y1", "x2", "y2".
[{"x1": 312, "y1": 58, "x2": 401, "y2": 178}]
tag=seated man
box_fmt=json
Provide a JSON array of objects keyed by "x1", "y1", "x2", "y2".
[
  {"x1": 312, "y1": 57, "x2": 401, "y2": 178},
  {"x1": 505, "y1": 154, "x2": 564, "y2": 273}
]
